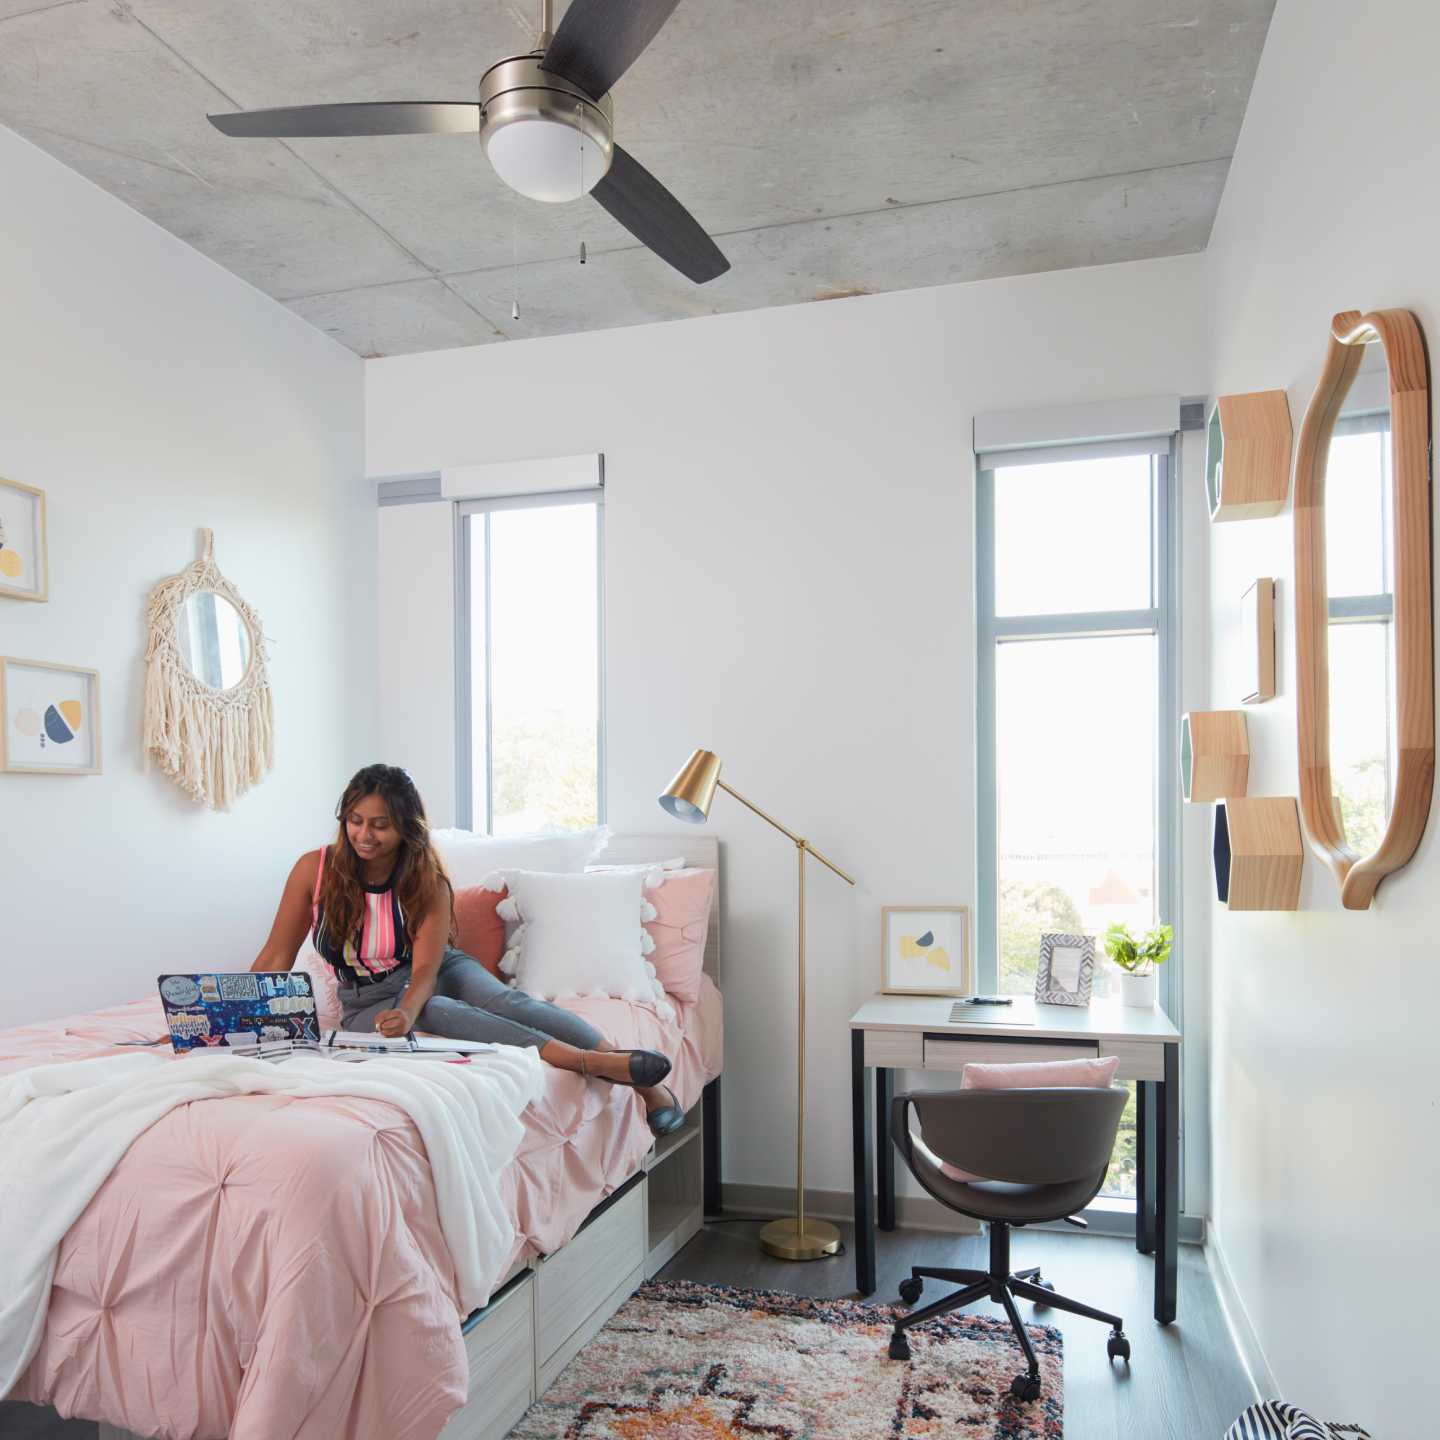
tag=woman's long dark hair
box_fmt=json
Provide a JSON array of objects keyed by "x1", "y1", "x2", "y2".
[{"x1": 318, "y1": 764, "x2": 454, "y2": 950}]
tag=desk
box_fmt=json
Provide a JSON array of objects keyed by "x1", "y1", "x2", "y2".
[{"x1": 850, "y1": 994, "x2": 1182, "y2": 1324}]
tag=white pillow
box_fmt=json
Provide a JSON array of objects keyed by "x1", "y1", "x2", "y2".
[
  {"x1": 431, "y1": 825, "x2": 608, "y2": 889},
  {"x1": 496, "y1": 870, "x2": 674, "y2": 1022}
]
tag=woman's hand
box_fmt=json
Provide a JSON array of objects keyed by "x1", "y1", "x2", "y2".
[{"x1": 374, "y1": 1008, "x2": 413, "y2": 1039}]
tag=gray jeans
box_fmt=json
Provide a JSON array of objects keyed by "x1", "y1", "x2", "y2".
[{"x1": 337, "y1": 946, "x2": 604, "y2": 1051}]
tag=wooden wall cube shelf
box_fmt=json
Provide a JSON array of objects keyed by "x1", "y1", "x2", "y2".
[
  {"x1": 1240, "y1": 578, "x2": 1276, "y2": 704},
  {"x1": 1213, "y1": 797, "x2": 1303, "y2": 911},
  {"x1": 1206, "y1": 390, "x2": 1293, "y2": 521},
  {"x1": 1181, "y1": 711, "x2": 1250, "y2": 803}
]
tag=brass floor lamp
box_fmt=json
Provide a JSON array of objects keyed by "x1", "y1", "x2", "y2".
[{"x1": 659, "y1": 748, "x2": 856, "y2": 1261}]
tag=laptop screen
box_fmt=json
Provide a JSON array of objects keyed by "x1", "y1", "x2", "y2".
[{"x1": 157, "y1": 971, "x2": 319, "y2": 1051}]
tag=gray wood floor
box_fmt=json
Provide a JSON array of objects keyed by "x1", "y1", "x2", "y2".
[
  {"x1": 3, "y1": 1221, "x2": 1255, "y2": 1440},
  {"x1": 658, "y1": 1219, "x2": 1256, "y2": 1440}
]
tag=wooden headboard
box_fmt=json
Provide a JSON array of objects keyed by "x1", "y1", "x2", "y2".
[{"x1": 597, "y1": 833, "x2": 721, "y2": 983}]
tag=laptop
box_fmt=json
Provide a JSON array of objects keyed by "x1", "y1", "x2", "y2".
[{"x1": 157, "y1": 971, "x2": 321, "y2": 1052}]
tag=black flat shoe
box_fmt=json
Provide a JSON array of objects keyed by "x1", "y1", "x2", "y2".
[
  {"x1": 647, "y1": 1084, "x2": 685, "y2": 1137},
  {"x1": 580, "y1": 1048, "x2": 673, "y2": 1088}
]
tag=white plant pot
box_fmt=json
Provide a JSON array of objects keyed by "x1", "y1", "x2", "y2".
[{"x1": 1120, "y1": 970, "x2": 1157, "y2": 1009}]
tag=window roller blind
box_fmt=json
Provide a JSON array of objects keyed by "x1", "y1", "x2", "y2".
[
  {"x1": 974, "y1": 395, "x2": 1179, "y2": 468},
  {"x1": 440, "y1": 453, "x2": 603, "y2": 501}
]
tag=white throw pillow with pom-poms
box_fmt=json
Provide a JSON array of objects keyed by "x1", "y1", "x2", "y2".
[{"x1": 490, "y1": 869, "x2": 675, "y2": 1022}]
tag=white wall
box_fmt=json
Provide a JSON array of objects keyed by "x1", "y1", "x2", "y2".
[
  {"x1": 0, "y1": 125, "x2": 375, "y2": 1025},
  {"x1": 1204, "y1": 0, "x2": 1440, "y2": 1423},
  {"x1": 366, "y1": 255, "x2": 1210, "y2": 1203}
]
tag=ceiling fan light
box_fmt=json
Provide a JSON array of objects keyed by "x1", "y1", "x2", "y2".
[{"x1": 484, "y1": 118, "x2": 609, "y2": 203}]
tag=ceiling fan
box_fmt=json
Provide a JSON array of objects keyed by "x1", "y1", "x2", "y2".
[{"x1": 207, "y1": 0, "x2": 729, "y2": 284}]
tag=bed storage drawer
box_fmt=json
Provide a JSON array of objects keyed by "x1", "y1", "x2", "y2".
[
  {"x1": 535, "y1": 1178, "x2": 646, "y2": 1371},
  {"x1": 923, "y1": 1037, "x2": 1100, "y2": 1071},
  {"x1": 443, "y1": 1275, "x2": 535, "y2": 1440}
]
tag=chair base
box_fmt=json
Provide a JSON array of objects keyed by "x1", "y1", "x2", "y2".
[{"x1": 886, "y1": 1223, "x2": 1130, "y2": 1400}]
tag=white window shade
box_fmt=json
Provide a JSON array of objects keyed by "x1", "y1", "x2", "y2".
[
  {"x1": 975, "y1": 395, "x2": 1179, "y2": 467},
  {"x1": 441, "y1": 453, "x2": 602, "y2": 500}
]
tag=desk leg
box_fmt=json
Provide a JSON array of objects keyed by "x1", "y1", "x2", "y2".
[
  {"x1": 851, "y1": 1030, "x2": 876, "y2": 1295},
  {"x1": 876, "y1": 1067, "x2": 895, "y2": 1231},
  {"x1": 1135, "y1": 1080, "x2": 1156, "y2": 1255},
  {"x1": 1153, "y1": 1045, "x2": 1179, "y2": 1324}
]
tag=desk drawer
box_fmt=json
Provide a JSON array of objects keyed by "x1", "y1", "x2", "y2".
[{"x1": 923, "y1": 1037, "x2": 1100, "y2": 1071}]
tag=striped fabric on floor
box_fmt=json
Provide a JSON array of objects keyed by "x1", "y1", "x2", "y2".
[{"x1": 1225, "y1": 1401, "x2": 1371, "y2": 1440}]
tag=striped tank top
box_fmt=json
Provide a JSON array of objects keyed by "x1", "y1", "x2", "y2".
[{"x1": 311, "y1": 846, "x2": 412, "y2": 986}]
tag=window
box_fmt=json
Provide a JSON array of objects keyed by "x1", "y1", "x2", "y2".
[
  {"x1": 458, "y1": 493, "x2": 603, "y2": 834},
  {"x1": 1325, "y1": 415, "x2": 1394, "y2": 853},
  {"x1": 977, "y1": 438, "x2": 1178, "y2": 1200}
]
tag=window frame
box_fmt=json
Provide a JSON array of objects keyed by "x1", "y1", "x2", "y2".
[
  {"x1": 453, "y1": 487, "x2": 606, "y2": 834},
  {"x1": 975, "y1": 436, "x2": 1181, "y2": 1015}
]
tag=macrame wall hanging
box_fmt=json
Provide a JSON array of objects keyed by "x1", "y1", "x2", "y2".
[{"x1": 144, "y1": 529, "x2": 274, "y2": 810}]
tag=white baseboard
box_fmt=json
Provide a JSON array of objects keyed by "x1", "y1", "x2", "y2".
[{"x1": 1205, "y1": 1229, "x2": 1275, "y2": 1402}]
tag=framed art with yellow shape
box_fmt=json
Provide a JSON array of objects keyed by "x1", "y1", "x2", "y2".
[
  {"x1": 881, "y1": 905, "x2": 972, "y2": 996},
  {"x1": 0, "y1": 477, "x2": 49, "y2": 603},
  {"x1": 1, "y1": 657, "x2": 102, "y2": 775}
]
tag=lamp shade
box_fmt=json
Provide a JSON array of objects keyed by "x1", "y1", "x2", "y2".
[{"x1": 659, "y1": 749, "x2": 722, "y2": 823}]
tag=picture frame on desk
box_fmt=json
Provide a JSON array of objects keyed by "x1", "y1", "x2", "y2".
[
  {"x1": 1035, "y1": 931, "x2": 1094, "y2": 1007},
  {"x1": 880, "y1": 905, "x2": 971, "y2": 996}
]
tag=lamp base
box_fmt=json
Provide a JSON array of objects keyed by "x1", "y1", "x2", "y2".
[{"x1": 758, "y1": 1216, "x2": 842, "y2": 1261}]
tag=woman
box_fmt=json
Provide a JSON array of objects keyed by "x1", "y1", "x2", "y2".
[{"x1": 252, "y1": 763, "x2": 685, "y2": 1136}]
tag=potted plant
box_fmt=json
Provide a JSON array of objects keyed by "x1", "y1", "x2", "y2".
[{"x1": 1103, "y1": 922, "x2": 1173, "y2": 1009}]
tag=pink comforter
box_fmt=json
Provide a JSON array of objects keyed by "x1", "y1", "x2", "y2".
[{"x1": 3, "y1": 980, "x2": 722, "y2": 1440}]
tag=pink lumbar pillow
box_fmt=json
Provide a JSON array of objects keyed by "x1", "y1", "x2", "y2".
[
  {"x1": 643, "y1": 868, "x2": 715, "y2": 1005},
  {"x1": 931, "y1": 1055, "x2": 1121, "y2": 1183},
  {"x1": 452, "y1": 884, "x2": 509, "y2": 978}
]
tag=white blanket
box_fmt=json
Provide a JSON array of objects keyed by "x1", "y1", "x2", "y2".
[{"x1": 0, "y1": 1046, "x2": 546, "y2": 1401}]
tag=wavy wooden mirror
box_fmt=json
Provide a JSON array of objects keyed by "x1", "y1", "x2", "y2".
[{"x1": 1294, "y1": 309, "x2": 1434, "y2": 908}]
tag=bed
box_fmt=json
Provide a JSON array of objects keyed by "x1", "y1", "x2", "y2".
[{"x1": 1, "y1": 834, "x2": 723, "y2": 1440}]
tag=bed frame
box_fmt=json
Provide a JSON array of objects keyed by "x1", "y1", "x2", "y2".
[{"x1": 97, "y1": 833, "x2": 722, "y2": 1440}]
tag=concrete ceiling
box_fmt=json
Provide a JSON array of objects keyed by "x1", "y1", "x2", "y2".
[{"x1": 0, "y1": 1, "x2": 1275, "y2": 357}]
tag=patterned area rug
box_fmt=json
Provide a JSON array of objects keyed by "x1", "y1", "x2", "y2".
[{"x1": 511, "y1": 1278, "x2": 1063, "y2": 1439}]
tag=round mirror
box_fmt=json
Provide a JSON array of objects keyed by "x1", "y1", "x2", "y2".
[{"x1": 178, "y1": 590, "x2": 253, "y2": 691}]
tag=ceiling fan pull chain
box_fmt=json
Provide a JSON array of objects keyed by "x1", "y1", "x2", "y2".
[
  {"x1": 578, "y1": 99, "x2": 587, "y2": 264},
  {"x1": 538, "y1": 0, "x2": 553, "y2": 50},
  {"x1": 511, "y1": 201, "x2": 521, "y2": 321}
]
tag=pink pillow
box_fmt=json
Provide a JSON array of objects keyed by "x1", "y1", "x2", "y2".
[
  {"x1": 931, "y1": 1055, "x2": 1121, "y2": 1183},
  {"x1": 644, "y1": 869, "x2": 714, "y2": 1005},
  {"x1": 293, "y1": 946, "x2": 342, "y2": 1031},
  {"x1": 453, "y1": 884, "x2": 509, "y2": 978}
]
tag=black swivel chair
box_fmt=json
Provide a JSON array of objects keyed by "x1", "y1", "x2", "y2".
[{"x1": 887, "y1": 1085, "x2": 1131, "y2": 1401}]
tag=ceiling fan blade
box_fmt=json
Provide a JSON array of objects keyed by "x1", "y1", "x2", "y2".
[
  {"x1": 541, "y1": 0, "x2": 683, "y2": 100},
  {"x1": 208, "y1": 102, "x2": 482, "y2": 138},
  {"x1": 591, "y1": 144, "x2": 729, "y2": 284}
]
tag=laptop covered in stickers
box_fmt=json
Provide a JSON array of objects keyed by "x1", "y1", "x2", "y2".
[{"x1": 156, "y1": 971, "x2": 321, "y2": 1052}]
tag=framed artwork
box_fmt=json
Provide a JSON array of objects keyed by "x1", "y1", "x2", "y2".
[
  {"x1": 1036, "y1": 932, "x2": 1094, "y2": 1007},
  {"x1": 881, "y1": 905, "x2": 972, "y2": 996},
  {"x1": 1, "y1": 657, "x2": 102, "y2": 774},
  {"x1": 0, "y1": 476, "x2": 48, "y2": 602}
]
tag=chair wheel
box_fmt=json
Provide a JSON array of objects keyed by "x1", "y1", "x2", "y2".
[
  {"x1": 898, "y1": 1277, "x2": 924, "y2": 1305},
  {"x1": 1031, "y1": 1280, "x2": 1055, "y2": 1309},
  {"x1": 888, "y1": 1331, "x2": 912, "y2": 1361},
  {"x1": 1010, "y1": 1372, "x2": 1042, "y2": 1401},
  {"x1": 1107, "y1": 1330, "x2": 1131, "y2": 1362}
]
